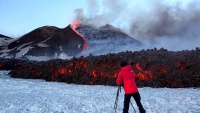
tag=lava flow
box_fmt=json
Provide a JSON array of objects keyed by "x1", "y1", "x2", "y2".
[
  {"x1": 135, "y1": 63, "x2": 168, "y2": 81},
  {"x1": 8, "y1": 48, "x2": 200, "y2": 88},
  {"x1": 135, "y1": 63, "x2": 153, "y2": 81},
  {"x1": 70, "y1": 20, "x2": 88, "y2": 51},
  {"x1": 35, "y1": 59, "x2": 121, "y2": 84}
]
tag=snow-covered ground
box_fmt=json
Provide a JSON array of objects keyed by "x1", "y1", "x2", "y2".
[{"x1": 0, "y1": 70, "x2": 199, "y2": 113}]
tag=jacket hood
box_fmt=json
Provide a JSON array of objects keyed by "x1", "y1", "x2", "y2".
[{"x1": 121, "y1": 65, "x2": 132, "y2": 71}]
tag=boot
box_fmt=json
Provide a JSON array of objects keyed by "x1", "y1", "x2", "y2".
[{"x1": 139, "y1": 109, "x2": 146, "y2": 113}]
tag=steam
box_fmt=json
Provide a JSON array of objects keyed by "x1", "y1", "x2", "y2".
[
  {"x1": 74, "y1": 0, "x2": 200, "y2": 51},
  {"x1": 74, "y1": 0, "x2": 127, "y2": 28},
  {"x1": 78, "y1": 39, "x2": 142, "y2": 57}
]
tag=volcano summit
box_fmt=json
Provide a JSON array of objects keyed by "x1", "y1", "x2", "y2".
[{"x1": 0, "y1": 24, "x2": 143, "y2": 60}]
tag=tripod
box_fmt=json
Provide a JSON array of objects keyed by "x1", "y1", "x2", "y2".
[{"x1": 113, "y1": 86, "x2": 136, "y2": 113}]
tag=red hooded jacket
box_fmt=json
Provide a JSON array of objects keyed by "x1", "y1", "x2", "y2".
[{"x1": 116, "y1": 65, "x2": 138, "y2": 94}]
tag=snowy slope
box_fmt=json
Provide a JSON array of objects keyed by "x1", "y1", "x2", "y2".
[
  {"x1": 0, "y1": 25, "x2": 85, "y2": 59},
  {"x1": 0, "y1": 38, "x2": 9, "y2": 46},
  {"x1": 75, "y1": 24, "x2": 144, "y2": 56},
  {"x1": 0, "y1": 71, "x2": 199, "y2": 113}
]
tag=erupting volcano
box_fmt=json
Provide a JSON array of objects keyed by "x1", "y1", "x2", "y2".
[{"x1": 0, "y1": 20, "x2": 143, "y2": 60}]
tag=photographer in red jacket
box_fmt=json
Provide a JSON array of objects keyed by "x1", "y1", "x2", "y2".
[{"x1": 116, "y1": 61, "x2": 145, "y2": 113}]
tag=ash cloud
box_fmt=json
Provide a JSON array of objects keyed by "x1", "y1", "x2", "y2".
[
  {"x1": 74, "y1": 0, "x2": 127, "y2": 28},
  {"x1": 74, "y1": 0, "x2": 200, "y2": 51}
]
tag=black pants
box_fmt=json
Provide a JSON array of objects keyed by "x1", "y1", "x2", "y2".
[{"x1": 123, "y1": 92, "x2": 145, "y2": 113}]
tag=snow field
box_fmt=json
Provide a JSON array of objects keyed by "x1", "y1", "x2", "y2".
[{"x1": 0, "y1": 71, "x2": 200, "y2": 113}]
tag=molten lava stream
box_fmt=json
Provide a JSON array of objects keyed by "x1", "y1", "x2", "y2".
[
  {"x1": 70, "y1": 20, "x2": 88, "y2": 51},
  {"x1": 135, "y1": 72, "x2": 148, "y2": 81},
  {"x1": 135, "y1": 63, "x2": 153, "y2": 81},
  {"x1": 92, "y1": 70, "x2": 97, "y2": 78},
  {"x1": 55, "y1": 67, "x2": 73, "y2": 75}
]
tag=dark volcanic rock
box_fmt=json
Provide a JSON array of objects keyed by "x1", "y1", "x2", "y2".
[
  {"x1": 0, "y1": 25, "x2": 85, "y2": 59},
  {"x1": 24, "y1": 25, "x2": 85, "y2": 56},
  {"x1": 0, "y1": 58, "x2": 28, "y2": 70},
  {"x1": 0, "y1": 34, "x2": 13, "y2": 39},
  {"x1": 9, "y1": 48, "x2": 200, "y2": 88},
  {"x1": 7, "y1": 26, "x2": 58, "y2": 49}
]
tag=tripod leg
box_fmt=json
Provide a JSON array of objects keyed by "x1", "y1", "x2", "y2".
[
  {"x1": 113, "y1": 86, "x2": 120, "y2": 113},
  {"x1": 130, "y1": 98, "x2": 136, "y2": 113}
]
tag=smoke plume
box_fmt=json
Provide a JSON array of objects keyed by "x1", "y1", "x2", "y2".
[{"x1": 74, "y1": 0, "x2": 200, "y2": 51}]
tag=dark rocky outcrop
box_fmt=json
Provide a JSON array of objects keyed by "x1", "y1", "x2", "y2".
[
  {"x1": 0, "y1": 25, "x2": 86, "y2": 58},
  {"x1": 0, "y1": 34, "x2": 13, "y2": 39}
]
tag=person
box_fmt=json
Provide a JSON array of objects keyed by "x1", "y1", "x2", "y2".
[{"x1": 116, "y1": 61, "x2": 146, "y2": 113}]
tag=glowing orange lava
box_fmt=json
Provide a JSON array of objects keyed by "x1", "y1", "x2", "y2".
[
  {"x1": 70, "y1": 20, "x2": 89, "y2": 51},
  {"x1": 112, "y1": 70, "x2": 119, "y2": 78},
  {"x1": 135, "y1": 63, "x2": 153, "y2": 81},
  {"x1": 92, "y1": 70, "x2": 97, "y2": 77},
  {"x1": 136, "y1": 72, "x2": 149, "y2": 81},
  {"x1": 57, "y1": 67, "x2": 68, "y2": 75},
  {"x1": 55, "y1": 67, "x2": 72, "y2": 75},
  {"x1": 71, "y1": 20, "x2": 79, "y2": 29},
  {"x1": 135, "y1": 63, "x2": 169, "y2": 81},
  {"x1": 46, "y1": 60, "x2": 120, "y2": 83}
]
